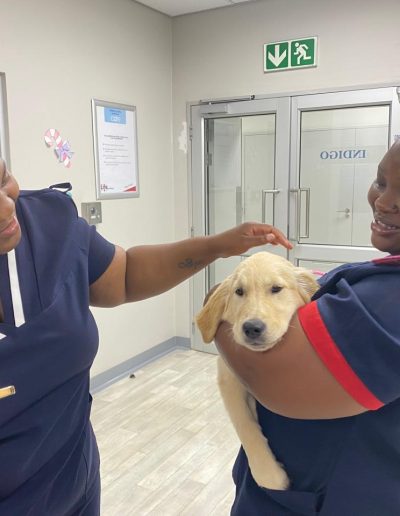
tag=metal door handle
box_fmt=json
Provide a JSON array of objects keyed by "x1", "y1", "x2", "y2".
[
  {"x1": 262, "y1": 189, "x2": 280, "y2": 224},
  {"x1": 336, "y1": 208, "x2": 351, "y2": 217},
  {"x1": 290, "y1": 188, "x2": 311, "y2": 239}
]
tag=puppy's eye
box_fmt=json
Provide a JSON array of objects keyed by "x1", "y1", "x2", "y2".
[
  {"x1": 271, "y1": 285, "x2": 283, "y2": 294},
  {"x1": 235, "y1": 287, "x2": 244, "y2": 296}
]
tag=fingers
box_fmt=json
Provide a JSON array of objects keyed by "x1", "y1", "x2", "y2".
[
  {"x1": 250, "y1": 225, "x2": 292, "y2": 250},
  {"x1": 268, "y1": 235, "x2": 284, "y2": 246},
  {"x1": 216, "y1": 222, "x2": 293, "y2": 258},
  {"x1": 268, "y1": 229, "x2": 293, "y2": 250}
]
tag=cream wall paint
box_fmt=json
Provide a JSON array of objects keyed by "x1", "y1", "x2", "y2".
[
  {"x1": 172, "y1": 0, "x2": 400, "y2": 336},
  {"x1": 0, "y1": 0, "x2": 175, "y2": 375}
]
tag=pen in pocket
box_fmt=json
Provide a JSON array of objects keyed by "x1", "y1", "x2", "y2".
[{"x1": 0, "y1": 386, "x2": 16, "y2": 399}]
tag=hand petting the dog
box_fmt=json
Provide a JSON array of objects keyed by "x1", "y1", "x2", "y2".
[{"x1": 209, "y1": 222, "x2": 293, "y2": 259}]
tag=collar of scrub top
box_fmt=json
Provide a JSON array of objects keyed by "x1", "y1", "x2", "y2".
[
  {"x1": 0, "y1": 249, "x2": 25, "y2": 340},
  {"x1": 372, "y1": 254, "x2": 400, "y2": 265}
]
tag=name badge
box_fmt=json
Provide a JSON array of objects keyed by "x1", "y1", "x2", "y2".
[{"x1": 0, "y1": 386, "x2": 16, "y2": 399}]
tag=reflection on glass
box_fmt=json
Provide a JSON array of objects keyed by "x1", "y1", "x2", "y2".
[
  {"x1": 299, "y1": 105, "x2": 389, "y2": 247},
  {"x1": 206, "y1": 115, "x2": 276, "y2": 287}
]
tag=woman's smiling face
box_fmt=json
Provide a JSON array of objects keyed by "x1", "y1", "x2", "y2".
[
  {"x1": 0, "y1": 159, "x2": 21, "y2": 254},
  {"x1": 368, "y1": 141, "x2": 400, "y2": 255}
]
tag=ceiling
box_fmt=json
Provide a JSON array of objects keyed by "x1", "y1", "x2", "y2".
[{"x1": 136, "y1": 0, "x2": 258, "y2": 17}]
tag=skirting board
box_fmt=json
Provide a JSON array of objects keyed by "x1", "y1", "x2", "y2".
[{"x1": 90, "y1": 336, "x2": 191, "y2": 394}]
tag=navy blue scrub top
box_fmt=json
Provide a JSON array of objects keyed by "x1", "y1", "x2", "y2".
[
  {"x1": 0, "y1": 188, "x2": 115, "y2": 515},
  {"x1": 232, "y1": 257, "x2": 400, "y2": 516}
]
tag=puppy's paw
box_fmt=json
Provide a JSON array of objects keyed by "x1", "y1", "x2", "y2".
[{"x1": 250, "y1": 459, "x2": 290, "y2": 490}]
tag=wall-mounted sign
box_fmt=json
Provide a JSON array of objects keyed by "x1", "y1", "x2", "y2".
[
  {"x1": 91, "y1": 99, "x2": 139, "y2": 200},
  {"x1": 264, "y1": 37, "x2": 317, "y2": 73}
]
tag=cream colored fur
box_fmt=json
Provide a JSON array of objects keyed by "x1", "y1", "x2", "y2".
[{"x1": 196, "y1": 252, "x2": 319, "y2": 490}]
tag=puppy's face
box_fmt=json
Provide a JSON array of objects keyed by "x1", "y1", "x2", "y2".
[{"x1": 196, "y1": 252, "x2": 319, "y2": 351}]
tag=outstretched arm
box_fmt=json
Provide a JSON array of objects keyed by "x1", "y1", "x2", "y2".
[{"x1": 89, "y1": 222, "x2": 292, "y2": 306}]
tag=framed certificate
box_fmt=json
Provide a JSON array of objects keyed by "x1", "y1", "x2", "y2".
[{"x1": 91, "y1": 99, "x2": 139, "y2": 199}]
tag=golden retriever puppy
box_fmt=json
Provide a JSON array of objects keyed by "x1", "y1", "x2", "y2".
[{"x1": 196, "y1": 251, "x2": 319, "y2": 490}]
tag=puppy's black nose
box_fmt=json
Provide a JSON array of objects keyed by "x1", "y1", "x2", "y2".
[{"x1": 242, "y1": 319, "x2": 266, "y2": 340}]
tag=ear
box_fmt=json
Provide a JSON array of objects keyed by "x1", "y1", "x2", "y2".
[
  {"x1": 195, "y1": 280, "x2": 231, "y2": 343},
  {"x1": 294, "y1": 268, "x2": 320, "y2": 303}
]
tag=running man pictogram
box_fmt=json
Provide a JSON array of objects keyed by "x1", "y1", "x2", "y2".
[{"x1": 294, "y1": 42, "x2": 312, "y2": 65}]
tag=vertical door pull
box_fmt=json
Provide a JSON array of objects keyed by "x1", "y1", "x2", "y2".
[
  {"x1": 290, "y1": 188, "x2": 311, "y2": 239},
  {"x1": 262, "y1": 189, "x2": 281, "y2": 224}
]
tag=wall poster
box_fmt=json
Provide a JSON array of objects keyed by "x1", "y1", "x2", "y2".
[{"x1": 92, "y1": 99, "x2": 139, "y2": 199}]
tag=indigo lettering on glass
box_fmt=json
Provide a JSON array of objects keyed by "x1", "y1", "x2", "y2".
[{"x1": 320, "y1": 149, "x2": 367, "y2": 160}]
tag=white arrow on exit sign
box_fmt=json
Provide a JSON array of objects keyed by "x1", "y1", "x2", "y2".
[{"x1": 268, "y1": 45, "x2": 287, "y2": 67}]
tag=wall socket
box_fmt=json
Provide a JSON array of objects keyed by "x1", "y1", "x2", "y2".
[{"x1": 81, "y1": 202, "x2": 102, "y2": 225}]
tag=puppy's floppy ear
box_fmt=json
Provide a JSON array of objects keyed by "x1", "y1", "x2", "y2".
[
  {"x1": 294, "y1": 268, "x2": 319, "y2": 303},
  {"x1": 195, "y1": 280, "x2": 231, "y2": 343}
]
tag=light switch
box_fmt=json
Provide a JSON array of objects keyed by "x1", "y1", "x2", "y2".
[{"x1": 81, "y1": 202, "x2": 102, "y2": 225}]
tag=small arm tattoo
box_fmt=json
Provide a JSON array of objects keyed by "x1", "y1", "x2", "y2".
[{"x1": 178, "y1": 258, "x2": 204, "y2": 270}]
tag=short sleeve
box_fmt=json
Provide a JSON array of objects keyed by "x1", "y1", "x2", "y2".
[
  {"x1": 298, "y1": 274, "x2": 400, "y2": 410},
  {"x1": 77, "y1": 219, "x2": 115, "y2": 284}
]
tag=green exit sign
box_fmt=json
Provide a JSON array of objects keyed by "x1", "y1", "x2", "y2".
[{"x1": 264, "y1": 37, "x2": 318, "y2": 72}]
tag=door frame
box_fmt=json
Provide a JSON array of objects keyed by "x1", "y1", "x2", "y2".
[
  {"x1": 0, "y1": 73, "x2": 11, "y2": 166},
  {"x1": 190, "y1": 97, "x2": 291, "y2": 352}
]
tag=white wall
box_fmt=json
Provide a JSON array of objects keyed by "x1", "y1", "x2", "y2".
[
  {"x1": 0, "y1": 0, "x2": 175, "y2": 376},
  {"x1": 172, "y1": 0, "x2": 400, "y2": 335}
]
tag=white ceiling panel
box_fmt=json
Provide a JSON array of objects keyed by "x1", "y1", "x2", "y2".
[{"x1": 136, "y1": 0, "x2": 258, "y2": 17}]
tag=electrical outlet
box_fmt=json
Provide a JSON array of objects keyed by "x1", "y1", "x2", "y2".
[{"x1": 81, "y1": 202, "x2": 102, "y2": 225}]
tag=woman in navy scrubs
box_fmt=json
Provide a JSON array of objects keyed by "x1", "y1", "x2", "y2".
[
  {"x1": 215, "y1": 140, "x2": 400, "y2": 516},
  {"x1": 0, "y1": 158, "x2": 292, "y2": 516}
]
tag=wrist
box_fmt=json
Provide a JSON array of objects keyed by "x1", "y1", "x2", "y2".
[{"x1": 206, "y1": 233, "x2": 224, "y2": 260}]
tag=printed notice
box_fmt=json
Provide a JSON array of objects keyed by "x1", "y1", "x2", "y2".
[{"x1": 93, "y1": 101, "x2": 139, "y2": 199}]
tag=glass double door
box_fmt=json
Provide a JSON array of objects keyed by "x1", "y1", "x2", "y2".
[{"x1": 190, "y1": 87, "x2": 400, "y2": 353}]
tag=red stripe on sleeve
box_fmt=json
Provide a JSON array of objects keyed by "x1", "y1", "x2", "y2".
[{"x1": 298, "y1": 301, "x2": 383, "y2": 411}]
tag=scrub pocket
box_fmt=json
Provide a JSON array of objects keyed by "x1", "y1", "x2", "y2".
[
  {"x1": 232, "y1": 449, "x2": 324, "y2": 516},
  {"x1": 260, "y1": 487, "x2": 322, "y2": 516}
]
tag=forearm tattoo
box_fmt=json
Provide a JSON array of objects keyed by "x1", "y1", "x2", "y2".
[{"x1": 178, "y1": 258, "x2": 204, "y2": 270}]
